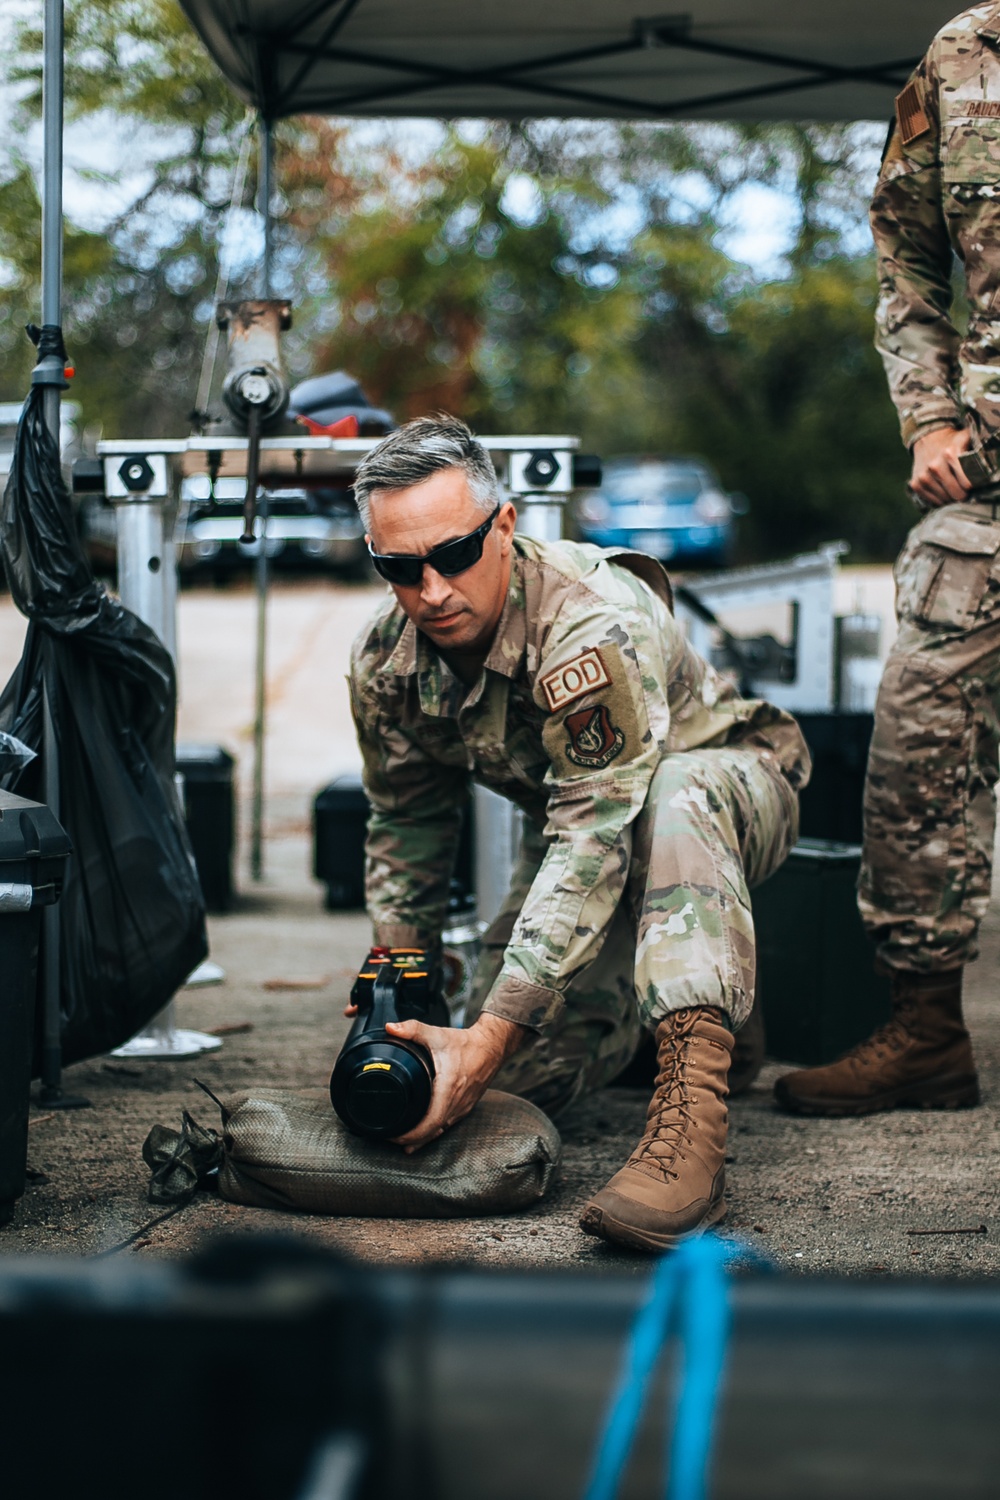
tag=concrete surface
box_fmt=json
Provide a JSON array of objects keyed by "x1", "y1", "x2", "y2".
[{"x1": 2, "y1": 572, "x2": 999, "y2": 1278}]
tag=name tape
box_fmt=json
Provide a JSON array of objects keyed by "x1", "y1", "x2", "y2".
[{"x1": 539, "y1": 648, "x2": 612, "y2": 712}]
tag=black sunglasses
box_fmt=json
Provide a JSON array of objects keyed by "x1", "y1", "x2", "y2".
[{"x1": 368, "y1": 505, "x2": 501, "y2": 587}]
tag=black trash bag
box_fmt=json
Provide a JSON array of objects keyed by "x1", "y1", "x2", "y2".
[
  {"x1": 0, "y1": 351, "x2": 207, "y2": 1067},
  {"x1": 0, "y1": 730, "x2": 35, "y2": 777}
]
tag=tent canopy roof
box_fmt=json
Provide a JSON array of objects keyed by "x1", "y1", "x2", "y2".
[{"x1": 178, "y1": 0, "x2": 950, "y2": 123}]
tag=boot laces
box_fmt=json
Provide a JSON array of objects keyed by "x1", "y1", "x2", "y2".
[
  {"x1": 842, "y1": 1009, "x2": 915, "y2": 1068},
  {"x1": 630, "y1": 1011, "x2": 700, "y2": 1178}
]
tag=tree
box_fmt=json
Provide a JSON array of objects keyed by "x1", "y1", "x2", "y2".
[
  {"x1": 2, "y1": 1, "x2": 913, "y2": 559},
  {"x1": 2, "y1": 0, "x2": 249, "y2": 436}
]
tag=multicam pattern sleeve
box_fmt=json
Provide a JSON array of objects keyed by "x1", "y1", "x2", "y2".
[
  {"x1": 871, "y1": 47, "x2": 963, "y2": 448},
  {"x1": 480, "y1": 582, "x2": 665, "y2": 1032},
  {"x1": 872, "y1": 7, "x2": 1000, "y2": 452},
  {"x1": 349, "y1": 635, "x2": 469, "y2": 951}
]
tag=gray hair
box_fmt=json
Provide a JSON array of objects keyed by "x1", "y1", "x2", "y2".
[{"x1": 353, "y1": 415, "x2": 500, "y2": 532}]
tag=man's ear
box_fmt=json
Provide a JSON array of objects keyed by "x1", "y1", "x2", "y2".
[{"x1": 497, "y1": 500, "x2": 517, "y2": 553}]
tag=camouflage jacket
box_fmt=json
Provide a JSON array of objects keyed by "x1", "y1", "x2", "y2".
[
  {"x1": 349, "y1": 536, "x2": 809, "y2": 1031},
  {"x1": 872, "y1": 4, "x2": 1000, "y2": 465}
]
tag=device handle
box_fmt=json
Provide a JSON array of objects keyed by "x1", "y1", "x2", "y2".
[{"x1": 367, "y1": 962, "x2": 401, "y2": 1035}]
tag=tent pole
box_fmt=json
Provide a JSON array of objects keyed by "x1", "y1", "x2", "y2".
[
  {"x1": 37, "y1": 0, "x2": 87, "y2": 1107},
  {"x1": 38, "y1": 0, "x2": 64, "y2": 442},
  {"x1": 260, "y1": 117, "x2": 274, "y2": 299},
  {"x1": 39, "y1": 0, "x2": 62, "y2": 1085},
  {"x1": 250, "y1": 116, "x2": 273, "y2": 881},
  {"x1": 250, "y1": 489, "x2": 269, "y2": 882}
]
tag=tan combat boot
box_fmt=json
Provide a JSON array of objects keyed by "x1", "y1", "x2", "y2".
[
  {"x1": 773, "y1": 969, "x2": 980, "y2": 1117},
  {"x1": 579, "y1": 1007, "x2": 732, "y2": 1253}
]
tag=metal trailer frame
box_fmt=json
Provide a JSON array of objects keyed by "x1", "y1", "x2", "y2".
[
  {"x1": 95, "y1": 431, "x2": 583, "y2": 939},
  {"x1": 675, "y1": 541, "x2": 850, "y2": 714}
]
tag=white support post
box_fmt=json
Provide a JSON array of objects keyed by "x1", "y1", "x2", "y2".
[{"x1": 109, "y1": 480, "x2": 221, "y2": 1059}]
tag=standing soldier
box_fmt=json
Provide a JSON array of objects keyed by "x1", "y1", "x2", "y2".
[{"x1": 777, "y1": 5, "x2": 1000, "y2": 1115}]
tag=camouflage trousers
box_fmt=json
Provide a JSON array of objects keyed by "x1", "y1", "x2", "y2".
[
  {"x1": 466, "y1": 745, "x2": 799, "y2": 1117},
  {"x1": 859, "y1": 502, "x2": 1000, "y2": 974}
]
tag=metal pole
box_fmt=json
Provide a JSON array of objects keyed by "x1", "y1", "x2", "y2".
[
  {"x1": 38, "y1": 0, "x2": 64, "y2": 442},
  {"x1": 34, "y1": 0, "x2": 89, "y2": 1106},
  {"x1": 260, "y1": 118, "x2": 274, "y2": 299},
  {"x1": 249, "y1": 113, "x2": 273, "y2": 881},
  {"x1": 110, "y1": 483, "x2": 222, "y2": 1060},
  {"x1": 250, "y1": 490, "x2": 269, "y2": 881}
]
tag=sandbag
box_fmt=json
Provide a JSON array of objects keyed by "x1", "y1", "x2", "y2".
[{"x1": 216, "y1": 1087, "x2": 561, "y2": 1218}]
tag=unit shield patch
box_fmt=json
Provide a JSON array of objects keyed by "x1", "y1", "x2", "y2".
[{"x1": 564, "y1": 704, "x2": 625, "y2": 770}]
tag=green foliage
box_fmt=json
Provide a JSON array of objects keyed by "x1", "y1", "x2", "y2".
[
  {"x1": 1, "y1": 0, "x2": 248, "y2": 436},
  {"x1": 294, "y1": 128, "x2": 645, "y2": 433},
  {"x1": 0, "y1": 3, "x2": 914, "y2": 559},
  {"x1": 632, "y1": 249, "x2": 912, "y2": 560}
]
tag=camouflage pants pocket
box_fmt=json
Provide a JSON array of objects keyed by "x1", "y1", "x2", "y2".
[
  {"x1": 895, "y1": 508, "x2": 1000, "y2": 630},
  {"x1": 859, "y1": 628, "x2": 1000, "y2": 970}
]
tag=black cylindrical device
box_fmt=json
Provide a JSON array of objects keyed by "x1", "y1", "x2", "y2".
[{"x1": 330, "y1": 948, "x2": 449, "y2": 1140}]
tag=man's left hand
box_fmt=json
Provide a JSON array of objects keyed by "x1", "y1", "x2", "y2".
[{"x1": 385, "y1": 1012, "x2": 527, "y2": 1152}]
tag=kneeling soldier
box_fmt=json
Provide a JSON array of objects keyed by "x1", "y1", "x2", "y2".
[{"x1": 349, "y1": 417, "x2": 809, "y2": 1251}]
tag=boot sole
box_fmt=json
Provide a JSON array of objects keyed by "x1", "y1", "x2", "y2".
[
  {"x1": 579, "y1": 1193, "x2": 727, "y2": 1254},
  {"x1": 774, "y1": 1073, "x2": 981, "y2": 1118}
]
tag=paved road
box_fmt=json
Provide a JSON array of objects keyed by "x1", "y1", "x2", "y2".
[{"x1": 0, "y1": 563, "x2": 900, "y2": 834}]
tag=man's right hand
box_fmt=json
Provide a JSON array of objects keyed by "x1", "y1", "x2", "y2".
[{"x1": 910, "y1": 426, "x2": 973, "y2": 507}]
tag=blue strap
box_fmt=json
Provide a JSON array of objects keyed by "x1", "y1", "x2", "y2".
[
  {"x1": 582, "y1": 1253, "x2": 680, "y2": 1500},
  {"x1": 582, "y1": 1234, "x2": 740, "y2": 1500},
  {"x1": 666, "y1": 1238, "x2": 733, "y2": 1500}
]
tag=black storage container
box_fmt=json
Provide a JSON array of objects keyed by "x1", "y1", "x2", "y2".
[
  {"x1": 752, "y1": 838, "x2": 890, "y2": 1067},
  {"x1": 795, "y1": 711, "x2": 874, "y2": 845},
  {"x1": 313, "y1": 775, "x2": 474, "y2": 911},
  {"x1": 0, "y1": 790, "x2": 71, "y2": 1227},
  {"x1": 313, "y1": 774, "x2": 369, "y2": 909},
  {"x1": 176, "y1": 743, "x2": 236, "y2": 912}
]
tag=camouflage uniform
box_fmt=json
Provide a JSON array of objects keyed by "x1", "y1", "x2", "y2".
[
  {"x1": 350, "y1": 535, "x2": 809, "y2": 1114},
  {"x1": 863, "y1": 6, "x2": 1000, "y2": 971}
]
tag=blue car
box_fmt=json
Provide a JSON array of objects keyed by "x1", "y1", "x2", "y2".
[{"x1": 575, "y1": 456, "x2": 741, "y2": 568}]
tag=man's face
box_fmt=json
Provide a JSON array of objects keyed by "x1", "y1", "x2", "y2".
[{"x1": 367, "y1": 467, "x2": 517, "y2": 653}]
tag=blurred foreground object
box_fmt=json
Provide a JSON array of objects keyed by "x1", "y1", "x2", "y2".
[{"x1": 1, "y1": 1235, "x2": 1000, "y2": 1499}]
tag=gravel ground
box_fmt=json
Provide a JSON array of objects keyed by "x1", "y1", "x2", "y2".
[{"x1": 2, "y1": 574, "x2": 999, "y2": 1278}]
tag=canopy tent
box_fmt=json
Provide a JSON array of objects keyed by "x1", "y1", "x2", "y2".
[{"x1": 178, "y1": 0, "x2": 948, "y2": 123}]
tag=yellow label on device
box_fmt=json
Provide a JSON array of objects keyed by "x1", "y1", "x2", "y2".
[{"x1": 362, "y1": 1062, "x2": 392, "y2": 1072}]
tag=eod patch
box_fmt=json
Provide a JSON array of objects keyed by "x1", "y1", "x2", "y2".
[
  {"x1": 564, "y1": 704, "x2": 625, "y2": 769},
  {"x1": 539, "y1": 648, "x2": 611, "y2": 711}
]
